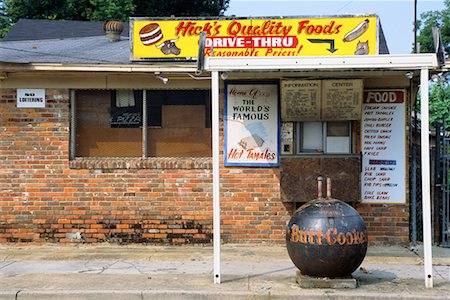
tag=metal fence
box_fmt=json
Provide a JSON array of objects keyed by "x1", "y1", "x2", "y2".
[
  {"x1": 413, "y1": 124, "x2": 450, "y2": 248},
  {"x1": 439, "y1": 129, "x2": 450, "y2": 247},
  {"x1": 410, "y1": 143, "x2": 423, "y2": 244}
]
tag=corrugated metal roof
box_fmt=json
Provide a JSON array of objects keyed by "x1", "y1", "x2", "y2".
[
  {"x1": 2, "y1": 19, "x2": 129, "y2": 41},
  {"x1": 0, "y1": 36, "x2": 131, "y2": 64},
  {"x1": 378, "y1": 23, "x2": 389, "y2": 55}
]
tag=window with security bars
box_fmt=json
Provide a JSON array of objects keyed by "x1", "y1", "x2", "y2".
[{"x1": 73, "y1": 89, "x2": 211, "y2": 158}]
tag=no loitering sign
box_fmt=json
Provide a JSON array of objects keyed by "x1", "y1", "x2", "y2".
[{"x1": 17, "y1": 89, "x2": 46, "y2": 108}]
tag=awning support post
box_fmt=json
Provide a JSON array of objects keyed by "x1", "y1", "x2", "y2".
[
  {"x1": 142, "y1": 90, "x2": 148, "y2": 158},
  {"x1": 212, "y1": 70, "x2": 221, "y2": 284},
  {"x1": 420, "y1": 67, "x2": 433, "y2": 288}
]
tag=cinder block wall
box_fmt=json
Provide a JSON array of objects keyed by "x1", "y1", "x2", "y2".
[{"x1": 0, "y1": 88, "x2": 408, "y2": 245}]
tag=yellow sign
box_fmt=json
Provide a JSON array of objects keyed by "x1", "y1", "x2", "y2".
[{"x1": 131, "y1": 16, "x2": 378, "y2": 60}]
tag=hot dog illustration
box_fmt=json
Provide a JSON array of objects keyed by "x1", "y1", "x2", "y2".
[{"x1": 343, "y1": 19, "x2": 369, "y2": 42}]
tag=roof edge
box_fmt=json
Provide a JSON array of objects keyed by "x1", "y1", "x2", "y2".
[{"x1": 0, "y1": 62, "x2": 199, "y2": 73}]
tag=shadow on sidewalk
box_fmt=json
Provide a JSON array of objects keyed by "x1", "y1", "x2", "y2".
[
  {"x1": 355, "y1": 269, "x2": 397, "y2": 285},
  {"x1": 221, "y1": 266, "x2": 296, "y2": 283}
]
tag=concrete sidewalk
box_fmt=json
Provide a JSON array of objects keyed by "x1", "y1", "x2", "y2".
[{"x1": 0, "y1": 243, "x2": 449, "y2": 299}]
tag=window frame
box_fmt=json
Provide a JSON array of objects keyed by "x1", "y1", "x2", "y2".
[
  {"x1": 71, "y1": 88, "x2": 212, "y2": 160},
  {"x1": 294, "y1": 121, "x2": 353, "y2": 155},
  {"x1": 325, "y1": 121, "x2": 352, "y2": 154}
]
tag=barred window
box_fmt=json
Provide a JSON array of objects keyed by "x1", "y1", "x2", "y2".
[{"x1": 73, "y1": 89, "x2": 211, "y2": 158}]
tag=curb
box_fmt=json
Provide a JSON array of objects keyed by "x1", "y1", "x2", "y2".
[{"x1": 2, "y1": 289, "x2": 450, "y2": 300}]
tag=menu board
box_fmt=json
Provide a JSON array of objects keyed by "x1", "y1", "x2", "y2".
[
  {"x1": 281, "y1": 80, "x2": 321, "y2": 121},
  {"x1": 280, "y1": 79, "x2": 362, "y2": 121},
  {"x1": 224, "y1": 82, "x2": 280, "y2": 167},
  {"x1": 361, "y1": 90, "x2": 406, "y2": 204},
  {"x1": 322, "y1": 79, "x2": 363, "y2": 120}
]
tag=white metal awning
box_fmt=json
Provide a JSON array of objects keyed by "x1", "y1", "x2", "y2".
[
  {"x1": 204, "y1": 54, "x2": 439, "y2": 288},
  {"x1": 205, "y1": 54, "x2": 438, "y2": 71}
]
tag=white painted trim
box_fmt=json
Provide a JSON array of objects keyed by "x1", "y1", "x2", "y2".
[
  {"x1": 205, "y1": 54, "x2": 438, "y2": 71},
  {"x1": 212, "y1": 71, "x2": 221, "y2": 284},
  {"x1": 142, "y1": 90, "x2": 148, "y2": 158},
  {"x1": 0, "y1": 63, "x2": 198, "y2": 73},
  {"x1": 420, "y1": 67, "x2": 433, "y2": 288}
]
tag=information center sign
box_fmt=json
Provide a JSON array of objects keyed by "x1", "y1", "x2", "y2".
[
  {"x1": 224, "y1": 82, "x2": 279, "y2": 167},
  {"x1": 281, "y1": 79, "x2": 362, "y2": 121},
  {"x1": 281, "y1": 80, "x2": 321, "y2": 121},
  {"x1": 361, "y1": 90, "x2": 406, "y2": 204}
]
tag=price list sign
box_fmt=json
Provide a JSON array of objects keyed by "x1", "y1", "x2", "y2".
[
  {"x1": 322, "y1": 79, "x2": 363, "y2": 120},
  {"x1": 281, "y1": 80, "x2": 321, "y2": 121},
  {"x1": 361, "y1": 90, "x2": 406, "y2": 204}
]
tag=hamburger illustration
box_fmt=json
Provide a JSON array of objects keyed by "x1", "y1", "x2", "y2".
[{"x1": 139, "y1": 23, "x2": 163, "y2": 46}]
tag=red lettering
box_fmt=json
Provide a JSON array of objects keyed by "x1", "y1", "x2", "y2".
[
  {"x1": 203, "y1": 22, "x2": 213, "y2": 35},
  {"x1": 297, "y1": 20, "x2": 309, "y2": 34},
  {"x1": 360, "y1": 231, "x2": 367, "y2": 243},
  {"x1": 290, "y1": 224, "x2": 299, "y2": 242},
  {"x1": 175, "y1": 21, "x2": 222, "y2": 37},
  {"x1": 323, "y1": 21, "x2": 334, "y2": 34},
  {"x1": 316, "y1": 230, "x2": 323, "y2": 245},
  {"x1": 353, "y1": 229, "x2": 360, "y2": 244},
  {"x1": 314, "y1": 25, "x2": 323, "y2": 34},
  {"x1": 326, "y1": 228, "x2": 337, "y2": 245},
  {"x1": 299, "y1": 230, "x2": 308, "y2": 243},
  {"x1": 175, "y1": 21, "x2": 194, "y2": 36},
  {"x1": 297, "y1": 20, "x2": 343, "y2": 35},
  {"x1": 289, "y1": 228, "x2": 366, "y2": 245},
  {"x1": 337, "y1": 232, "x2": 346, "y2": 245},
  {"x1": 346, "y1": 232, "x2": 354, "y2": 245},
  {"x1": 308, "y1": 230, "x2": 315, "y2": 244},
  {"x1": 228, "y1": 20, "x2": 292, "y2": 36}
]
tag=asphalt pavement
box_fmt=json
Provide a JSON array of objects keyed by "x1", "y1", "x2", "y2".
[{"x1": 0, "y1": 243, "x2": 449, "y2": 299}]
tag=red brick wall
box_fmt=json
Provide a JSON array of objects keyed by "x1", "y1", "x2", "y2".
[
  {"x1": 0, "y1": 88, "x2": 292, "y2": 244},
  {"x1": 221, "y1": 168, "x2": 293, "y2": 242},
  {"x1": 0, "y1": 88, "x2": 214, "y2": 244},
  {"x1": 0, "y1": 88, "x2": 409, "y2": 245},
  {"x1": 1, "y1": 89, "x2": 70, "y2": 243},
  {"x1": 356, "y1": 204, "x2": 410, "y2": 245}
]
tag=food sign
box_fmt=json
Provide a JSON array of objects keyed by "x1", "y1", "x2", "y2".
[
  {"x1": 224, "y1": 82, "x2": 279, "y2": 167},
  {"x1": 361, "y1": 90, "x2": 406, "y2": 204},
  {"x1": 131, "y1": 16, "x2": 378, "y2": 60}
]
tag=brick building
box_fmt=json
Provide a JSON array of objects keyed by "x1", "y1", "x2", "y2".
[{"x1": 0, "y1": 17, "x2": 439, "y2": 245}]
